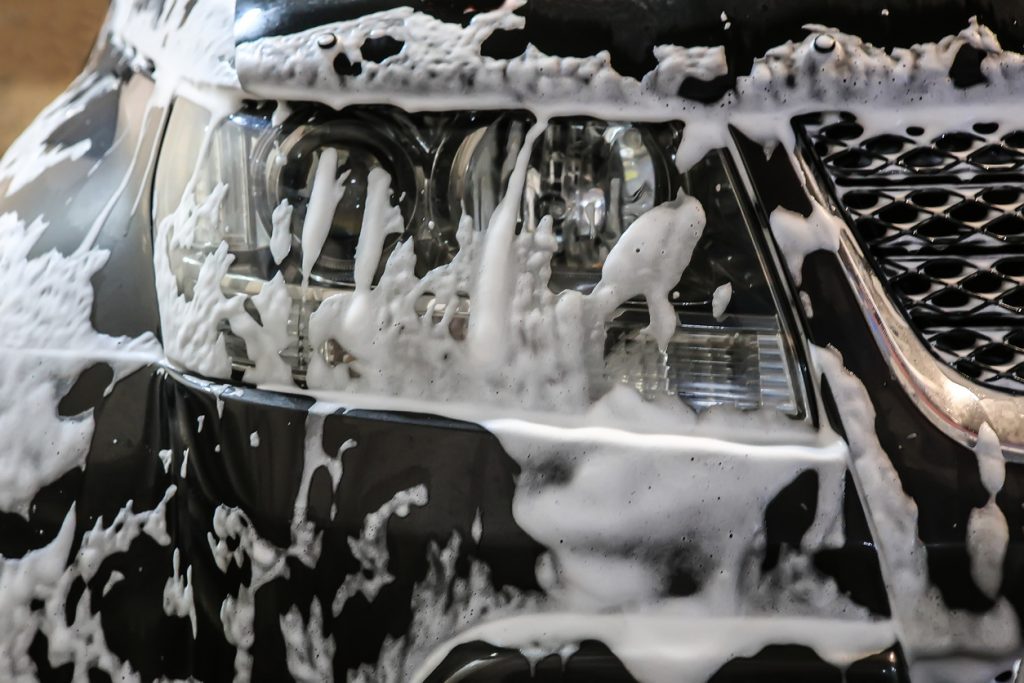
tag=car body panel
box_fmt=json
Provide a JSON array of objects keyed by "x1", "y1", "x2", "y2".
[{"x1": 0, "y1": 0, "x2": 1022, "y2": 681}]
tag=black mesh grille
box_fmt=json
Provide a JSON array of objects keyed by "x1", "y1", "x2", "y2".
[{"x1": 800, "y1": 112, "x2": 1024, "y2": 394}]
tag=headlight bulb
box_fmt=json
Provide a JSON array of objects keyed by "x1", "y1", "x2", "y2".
[{"x1": 526, "y1": 121, "x2": 664, "y2": 278}]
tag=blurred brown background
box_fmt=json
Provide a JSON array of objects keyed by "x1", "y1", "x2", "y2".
[{"x1": 0, "y1": 0, "x2": 109, "y2": 152}]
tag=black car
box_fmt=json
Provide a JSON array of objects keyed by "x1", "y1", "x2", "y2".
[{"x1": 1, "y1": 0, "x2": 1023, "y2": 680}]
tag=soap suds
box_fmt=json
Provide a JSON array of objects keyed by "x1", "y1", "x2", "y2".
[
  {"x1": 0, "y1": 487, "x2": 177, "y2": 681},
  {"x1": 269, "y1": 199, "x2": 293, "y2": 265},
  {"x1": 0, "y1": 212, "x2": 159, "y2": 515},
  {"x1": 769, "y1": 199, "x2": 843, "y2": 286},
  {"x1": 712, "y1": 282, "x2": 732, "y2": 320},
  {"x1": 158, "y1": 448, "x2": 173, "y2": 473},
  {"x1": 281, "y1": 598, "x2": 334, "y2": 682},
  {"x1": 331, "y1": 485, "x2": 428, "y2": 615},
  {"x1": 814, "y1": 347, "x2": 1020, "y2": 662},
  {"x1": 412, "y1": 614, "x2": 896, "y2": 683},
  {"x1": 966, "y1": 423, "x2": 1008, "y2": 600},
  {"x1": 163, "y1": 548, "x2": 198, "y2": 637},
  {"x1": 300, "y1": 149, "x2": 350, "y2": 288}
]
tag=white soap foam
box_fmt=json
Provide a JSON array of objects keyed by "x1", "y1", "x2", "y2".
[
  {"x1": 712, "y1": 282, "x2": 733, "y2": 320},
  {"x1": 299, "y1": 149, "x2": 350, "y2": 289},
  {"x1": 813, "y1": 346, "x2": 1020, "y2": 666},
  {"x1": 1, "y1": 486, "x2": 178, "y2": 681},
  {"x1": 0, "y1": 73, "x2": 116, "y2": 198},
  {"x1": 0, "y1": 212, "x2": 159, "y2": 515},
  {"x1": 330, "y1": 485, "x2": 428, "y2": 616},
  {"x1": 158, "y1": 448, "x2": 173, "y2": 473},
  {"x1": 281, "y1": 597, "x2": 334, "y2": 683},
  {"x1": 348, "y1": 532, "x2": 542, "y2": 683},
  {"x1": 967, "y1": 423, "x2": 1008, "y2": 600},
  {"x1": 163, "y1": 548, "x2": 197, "y2": 637},
  {"x1": 769, "y1": 199, "x2": 842, "y2": 286},
  {"x1": 483, "y1": 413, "x2": 850, "y2": 615}
]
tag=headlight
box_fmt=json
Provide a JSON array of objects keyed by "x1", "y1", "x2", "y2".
[
  {"x1": 153, "y1": 98, "x2": 808, "y2": 417},
  {"x1": 446, "y1": 116, "x2": 673, "y2": 292}
]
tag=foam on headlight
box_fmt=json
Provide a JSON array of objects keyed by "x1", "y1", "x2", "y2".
[{"x1": 153, "y1": 98, "x2": 807, "y2": 418}]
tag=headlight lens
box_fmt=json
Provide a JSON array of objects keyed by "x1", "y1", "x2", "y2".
[
  {"x1": 257, "y1": 109, "x2": 420, "y2": 280},
  {"x1": 153, "y1": 99, "x2": 807, "y2": 418},
  {"x1": 445, "y1": 116, "x2": 673, "y2": 293}
]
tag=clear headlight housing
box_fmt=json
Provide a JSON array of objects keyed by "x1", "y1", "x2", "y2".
[{"x1": 154, "y1": 98, "x2": 808, "y2": 417}]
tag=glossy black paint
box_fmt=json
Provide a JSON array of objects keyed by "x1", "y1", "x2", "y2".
[
  {"x1": 1, "y1": 56, "x2": 895, "y2": 683},
  {"x1": 734, "y1": 126, "x2": 1024, "y2": 618},
  {"x1": 168, "y1": 375, "x2": 548, "y2": 679},
  {"x1": 237, "y1": 0, "x2": 1024, "y2": 100},
  {"x1": 708, "y1": 644, "x2": 908, "y2": 683}
]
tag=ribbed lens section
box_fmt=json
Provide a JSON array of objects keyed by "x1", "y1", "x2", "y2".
[{"x1": 603, "y1": 321, "x2": 799, "y2": 414}]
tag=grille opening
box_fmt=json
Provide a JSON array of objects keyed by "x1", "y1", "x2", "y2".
[
  {"x1": 974, "y1": 343, "x2": 1018, "y2": 367},
  {"x1": 996, "y1": 257, "x2": 1024, "y2": 277},
  {"x1": 981, "y1": 187, "x2": 1022, "y2": 205},
  {"x1": 833, "y1": 148, "x2": 881, "y2": 170},
  {"x1": 877, "y1": 202, "x2": 920, "y2": 224},
  {"x1": 911, "y1": 189, "x2": 955, "y2": 208},
  {"x1": 970, "y1": 145, "x2": 1024, "y2": 170},
  {"x1": 916, "y1": 216, "x2": 961, "y2": 240},
  {"x1": 856, "y1": 217, "x2": 890, "y2": 242},
  {"x1": 895, "y1": 273, "x2": 933, "y2": 297},
  {"x1": 961, "y1": 271, "x2": 1006, "y2": 295},
  {"x1": 865, "y1": 134, "x2": 911, "y2": 155},
  {"x1": 986, "y1": 214, "x2": 1024, "y2": 238},
  {"x1": 935, "y1": 329, "x2": 980, "y2": 351},
  {"x1": 934, "y1": 132, "x2": 980, "y2": 152},
  {"x1": 802, "y1": 111, "x2": 1024, "y2": 394},
  {"x1": 955, "y1": 358, "x2": 984, "y2": 378},
  {"x1": 1000, "y1": 287, "x2": 1024, "y2": 310},
  {"x1": 923, "y1": 258, "x2": 968, "y2": 280},
  {"x1": 902, "y1": 148, "x2": 955, "y2": 171},
  {"x1": 929, "y1": 287, "x2": 974, "y2": 310},
  {"x1": 822, "y1": 121, "x2": 863, "y2": 140},
  {"x1": 844, "y1": 190, "x2": 882, "y2": 210},
  {"x1": 949, "y1": 200, "x2": 991, "y2": 222},
  {"x1": 1004, "y1": 131, "x2": 1024, "y2": 149}
]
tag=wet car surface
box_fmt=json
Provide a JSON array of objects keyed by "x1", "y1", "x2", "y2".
[{"x1": 1, "y1": 0, "x2": 1023, "y2": 681}]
